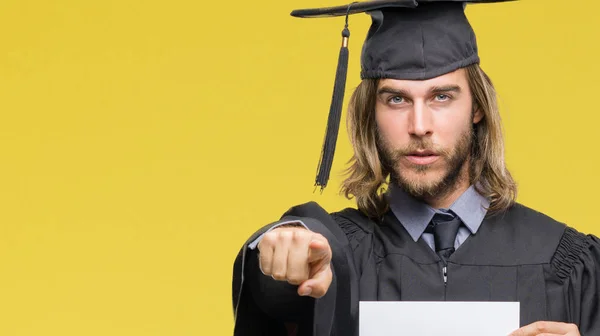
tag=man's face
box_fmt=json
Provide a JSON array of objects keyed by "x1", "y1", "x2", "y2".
[{"x1": 375, "y1": 68, "x2": 483, "y2": 199}]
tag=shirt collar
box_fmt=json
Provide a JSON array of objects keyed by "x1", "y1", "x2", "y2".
[{"x1": 387, "y1": 184, "x2": 490, "y2": 242}]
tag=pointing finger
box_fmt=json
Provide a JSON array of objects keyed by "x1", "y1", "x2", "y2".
[{"x1": 307, "y1": 238, "x2": 331, "y2": 264}]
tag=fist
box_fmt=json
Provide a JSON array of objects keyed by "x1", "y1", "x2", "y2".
[{"x1": 257, "y1": 226, "x2": 333, "y2": 299}]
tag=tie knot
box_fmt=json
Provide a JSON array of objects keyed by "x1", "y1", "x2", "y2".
[
  {"x1": 432, "y1": 209, "x2": 456, "y2": 223},
  {"x1": 426, "y1": 211, "x2": 462, "y2": 257}
]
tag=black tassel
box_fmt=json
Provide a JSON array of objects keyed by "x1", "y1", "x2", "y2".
[{"x1": 315, "y1": 20, "x2": 351, "y2": 191}]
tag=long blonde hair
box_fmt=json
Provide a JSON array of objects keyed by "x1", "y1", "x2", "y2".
[{"x1": 341, "y1": 64, "x2": 517, "y2": 218}]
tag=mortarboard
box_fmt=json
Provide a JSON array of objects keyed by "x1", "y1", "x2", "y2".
[{"x1": 292, "y1": 0, "x2": 513, "y2": 190}]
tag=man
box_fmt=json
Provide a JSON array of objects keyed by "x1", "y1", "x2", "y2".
[{"x1": 232, "y1": 1, "x2": 600, "y2": 335}]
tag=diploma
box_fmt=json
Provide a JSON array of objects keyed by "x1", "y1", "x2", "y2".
[{"x1": 359, "y1": 301, "x2": 519, "y2": 336}]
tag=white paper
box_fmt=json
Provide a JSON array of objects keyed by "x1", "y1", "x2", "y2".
[{"x1": 360, "y1": 301, "x2": 519, "y2": 336}]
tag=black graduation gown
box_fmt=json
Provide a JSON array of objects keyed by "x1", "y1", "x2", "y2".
[{"x1": 232, "y1": 202, "x2": 600, "y2": 336}]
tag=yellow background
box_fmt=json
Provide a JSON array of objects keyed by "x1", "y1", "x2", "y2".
[{"x1": 0, "y1": 0, "x2": 598, "y2": 335}]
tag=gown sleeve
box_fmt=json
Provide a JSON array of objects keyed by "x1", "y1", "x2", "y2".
[
  {"x1": 552, "y1": 227, "x2": 600, "y2": 335},
  {"x1": 231, "y1": 202, "x2": 360, "y2": 336}
]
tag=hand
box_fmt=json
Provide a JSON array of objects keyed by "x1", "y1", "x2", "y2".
[
  {"x1": 257, "y1": 226, "x2": 333, "y2": 299},
  {"x1": 509, "y1": 321, "x2": 580, "y2": 336}
]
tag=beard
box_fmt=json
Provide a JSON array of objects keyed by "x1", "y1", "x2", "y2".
[{"x1": 378, "y1": 126, "x2": 474, "y2": 201}]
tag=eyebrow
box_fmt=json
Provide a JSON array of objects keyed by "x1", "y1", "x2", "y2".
[
  {"x1": 429, "y1": 85, "x2": 461, "y2": 94},
  {"x1": 376, "y1": 85, "x2": 462, "y2": 97},
  {"x1": 377, "y1": 87, "x2": 411, "y2": 96}
]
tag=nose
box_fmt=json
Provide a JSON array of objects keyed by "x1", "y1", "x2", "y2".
[{"x1": 408, "y1": 101, "x2": 433, "y2": 137}]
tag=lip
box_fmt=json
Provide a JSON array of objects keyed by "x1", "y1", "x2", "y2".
[
  {"x1": 411, "y1": 150, "x2": 436, "y2": 156},
  {"x1": 405, "y1": 152, "x2": 440, "y2": 165}
]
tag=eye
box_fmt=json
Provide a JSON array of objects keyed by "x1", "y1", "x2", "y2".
[
  {"x1": 388, "y1": 96, "x2": 405, "y2": 104},
  {"x1": 434, "y1": 94, "x2": 451, "y2": 102}
]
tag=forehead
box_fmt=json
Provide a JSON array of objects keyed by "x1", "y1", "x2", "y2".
[{"x1": 377, "y1": 68, "x2": 468, "y2": 92}]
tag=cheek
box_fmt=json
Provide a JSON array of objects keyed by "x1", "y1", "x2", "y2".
[
  {"x1": 434, "y1": 102, "x2": 473, "y2": 141},
  {"x1": 375, "y1": 106, "x2": 410, "y2": 146},
  {"x1": 435, "y1": 115, "x2": 472, "y2": 148}
]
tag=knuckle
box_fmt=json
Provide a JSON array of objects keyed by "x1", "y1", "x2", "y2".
[
  {"x1": 535, "y1": 321, "x2": 548, "y2": 332},
  {"x1": 291, "y1": 229, "x2": 305, "y2": 241},
  {"x1": 259, "y1": 265, "x2": 271, "y2": 276},
  {"x1": 567, "y1": 323, "x2": 579, "y2": 331},
  {"x1": 271, "y1": 272, "x2": 286, "y2": 281},
  {"x1": 278, "y1": 230, "x2": 293, "y2": 241},
  {"x1": 288, "y1": 271, "x2": 308, "y2": 284},
  {"x1": 293, "y1": 230, "x2": 311, "y2": 244},
  {"x1": 287, "y1": 277, "x2": 304, "y2": 285},
  {"x1": 261, "y1": 232, "x2": 277, "y2": 245}
]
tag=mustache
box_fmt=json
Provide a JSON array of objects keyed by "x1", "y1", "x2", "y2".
[{"x1": 389, "y1": 139, "x2": 450, "y2": 158}]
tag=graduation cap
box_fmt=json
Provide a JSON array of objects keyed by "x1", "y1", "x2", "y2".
[{"x1": 292, "y1": 0, "x2": 513, "y2": 190}]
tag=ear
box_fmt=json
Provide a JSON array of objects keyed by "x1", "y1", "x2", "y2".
[{"x1": 472, "y1": 106, "x2": 484, "y2": 124}]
